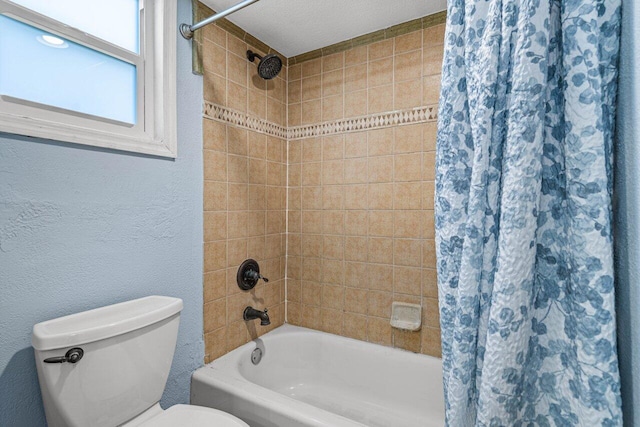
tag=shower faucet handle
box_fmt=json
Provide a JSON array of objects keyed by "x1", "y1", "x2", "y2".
[
  {"x1": 237, "y1": 259, "x2": 268, "y2": 290},
  {"x1": 246, "y1": 269, "x2": 269, "y2": 283}
]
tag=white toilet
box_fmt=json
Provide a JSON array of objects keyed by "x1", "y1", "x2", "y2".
[{"x1": 32, "y1": 296, "x2": 249, "y2": 427}]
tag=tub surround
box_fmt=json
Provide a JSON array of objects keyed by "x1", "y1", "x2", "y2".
[
  {"x1": 286, "y1": 27, "x2": 444, "y2": 356},
  {"x1": 200, "y1": 0, "x2": 445, "y2": 359},
  {"x1": 199, "y1": 1, "x2": 288, "y2": 363}
]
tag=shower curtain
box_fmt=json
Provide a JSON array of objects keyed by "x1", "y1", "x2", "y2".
[{"x1": 435, "y1": 0, "x2": 623, "y2": 425}]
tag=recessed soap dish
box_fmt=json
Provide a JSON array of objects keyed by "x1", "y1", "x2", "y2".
[{"x1": 390, "y1": 302, "x2": 422, "y2": 331}]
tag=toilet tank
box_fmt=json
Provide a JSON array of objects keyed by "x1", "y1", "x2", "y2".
[{"x1": 32, "y1": 296, "x2": 183, "y2": 427}]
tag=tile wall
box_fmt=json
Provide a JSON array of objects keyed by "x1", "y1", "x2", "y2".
[
  {"x1": 199, "y1": 1, "x2": 445, "y2": 360},
  {"x1": 200, "y1": 15, "x2": 288, "y2": 363},
  {"x1": 286, "y1": 26, "x2": 444, "y2": 357}
]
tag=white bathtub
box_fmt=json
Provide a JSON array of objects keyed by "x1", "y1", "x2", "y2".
[{"x1": 191, "y1": 324, "x2": 445, "y2": 427}]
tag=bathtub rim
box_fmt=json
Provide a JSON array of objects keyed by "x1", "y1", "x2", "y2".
[{"x1": 191, "y1": 323, "x2": 444, "y2": 427}]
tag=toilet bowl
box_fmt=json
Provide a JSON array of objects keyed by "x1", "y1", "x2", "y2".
[
  {"x1": 122, "y1": 404, "x2": 247, "y2": 426},
  {"x1": 32, "y1": 296, "x2": 249, "y2": 427}
]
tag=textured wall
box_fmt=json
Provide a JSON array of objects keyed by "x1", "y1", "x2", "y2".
[
  {"x1": 614, "y1": 1, "x2": 640, "y2": 424},
  {"x1": 198, "y1": 3, "x2": 288, "y2": 363},
  {"x1": 286, "y1": 26, "x2": 444, "y2": 356},
  {"x1": 0, "y1": 0, "x2": 204, "y2": 424}
]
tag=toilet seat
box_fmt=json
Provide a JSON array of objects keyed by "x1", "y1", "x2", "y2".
[{"x1": 140, "y1": 405, "x2": 249, "y2": 427}]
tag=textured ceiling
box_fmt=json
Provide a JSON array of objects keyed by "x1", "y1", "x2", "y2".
[{"x1": 198, "y1": 0, "x2": 448, "y2": 57}]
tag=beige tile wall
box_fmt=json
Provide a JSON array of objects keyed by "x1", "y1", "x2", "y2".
[
  {"x1": 201, "y1": 21, "x2": 288, "y2": 363},
  {"x1": 286, "y1": 25, "x2": 445, "y2": 357},
  {"x1": 199, "y1": 2, "x2": 445, "y2": 361}
]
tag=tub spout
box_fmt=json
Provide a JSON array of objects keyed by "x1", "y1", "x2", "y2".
[{"x1": 243, "y1": 306, "x2": 270, "y2": 325}]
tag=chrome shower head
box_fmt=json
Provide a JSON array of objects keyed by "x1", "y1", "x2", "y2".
[{"x1": 247, "y1": 50, "x2": 282, "y2": 80}]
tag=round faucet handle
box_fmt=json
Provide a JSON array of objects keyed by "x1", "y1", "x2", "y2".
[
  {"x1": 246, "y1": 269, "x2": 268, "y2": 283},
  {"x1": 237, "y1": 259, "x2": 268, "y2": 290}
]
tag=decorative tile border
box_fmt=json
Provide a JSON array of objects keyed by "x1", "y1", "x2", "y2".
[
  {"x1": 204, "y1": 102, "x2": 288, "y2": 139},
  {"x1": 288, "y1": 106, "x2": 438, "y2": 140},
  {"x1": 203, "y1": 101, "x2": 438, "y2": 140}
]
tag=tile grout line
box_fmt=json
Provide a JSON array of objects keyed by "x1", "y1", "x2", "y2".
[{"x1": 284, "y1": 58, "x2": 290, "y2": 324}]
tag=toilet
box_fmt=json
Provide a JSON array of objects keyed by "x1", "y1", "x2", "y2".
[{"x1": 32, "y1": 296, "x2": 249, "y2": 427}]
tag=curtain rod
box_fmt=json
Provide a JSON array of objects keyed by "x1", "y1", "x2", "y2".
[{"x1": 180, "y1": 0, "x2": 260, "y2": 39}]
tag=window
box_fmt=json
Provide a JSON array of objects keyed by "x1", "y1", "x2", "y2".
[{"x1": 0, "y1": 0, "x2": 177, "y2": 157}]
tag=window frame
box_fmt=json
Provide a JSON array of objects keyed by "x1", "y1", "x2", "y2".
[{"x1": 0, "y1": 0, "x2": 177, "y2": 158}]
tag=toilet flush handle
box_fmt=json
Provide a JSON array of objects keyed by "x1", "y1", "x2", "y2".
[{"x1": 43, "y1": 347, "x2": 84, "y2": 364}]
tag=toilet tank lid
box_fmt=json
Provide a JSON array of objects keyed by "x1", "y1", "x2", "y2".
[{"x1": 32, "y1": 296, "x2": 183, "y2": 350}]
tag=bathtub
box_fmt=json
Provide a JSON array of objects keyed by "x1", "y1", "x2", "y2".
[{"x1": 191, "y1": 324, "x2": 445, "y2": 427}]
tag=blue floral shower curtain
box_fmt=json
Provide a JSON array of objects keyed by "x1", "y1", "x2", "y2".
[{"x1": 435, "y1": 0, "x2": 623, "y2": 425}]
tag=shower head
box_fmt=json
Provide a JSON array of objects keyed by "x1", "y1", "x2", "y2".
[{"x1": 247, "y1": 50, "x2": 282, "y2": 80}]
